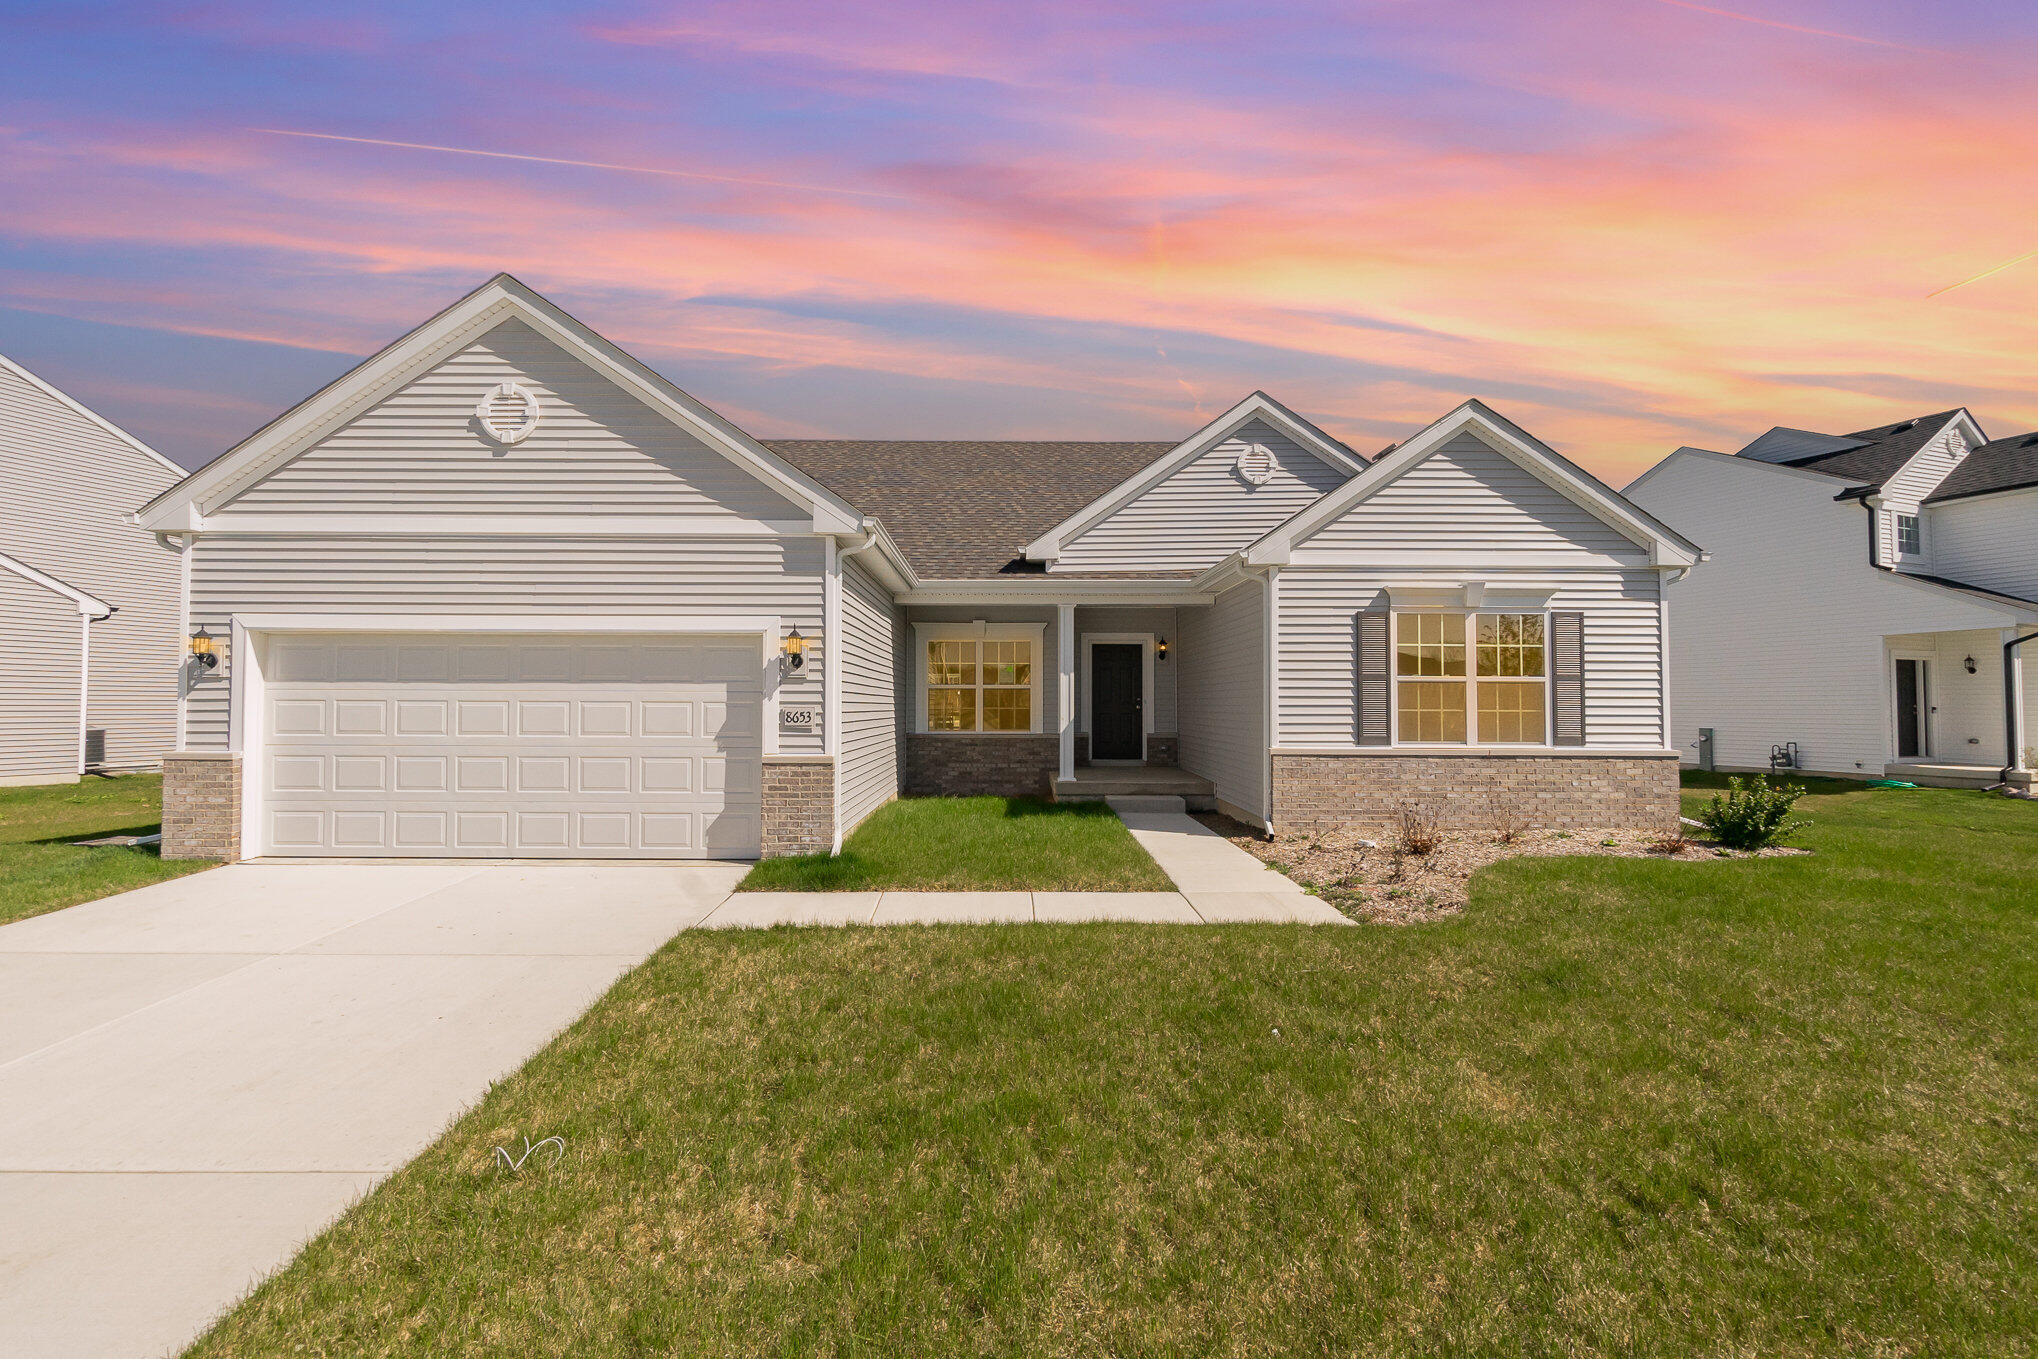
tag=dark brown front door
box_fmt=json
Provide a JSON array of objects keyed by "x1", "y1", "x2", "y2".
[{"x1": 1091, "y1": 644, "x2": 1143, "y2": 760}]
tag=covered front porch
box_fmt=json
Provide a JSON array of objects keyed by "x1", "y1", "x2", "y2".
[{"x1": 1881, "y1": 627, "x2": 2037, "y2": 789}]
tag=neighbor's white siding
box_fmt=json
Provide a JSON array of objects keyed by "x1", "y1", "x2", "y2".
[
  {"x1": 221, "y1": 318, "x2": 805, "y2": 521},
  {"x1": 0, "y1": 566, "x2": 83, "y2": 784},
  {"x1": 0, "y1": 356, "x2": 181, "y2": 773},
  {"x1": 1303, "y1": 431, "x2": 1647, "y2": 563},
  {"x1": 1877, "y1": 421, "x2": 1971, "y2": 567},
  {"x1": 1053, "y1": 418, "x2": 1349, "y2": 573},
  {"x1": 1924, "y1": 488, "x2": 2038, "y2": 602},
  {"x1": 837, "y1": 555, "x2": 902, "y2": 835},
  {"x1": 185, "y1": 536, "x2": 826, "y2": 754},
  {"x1": 1176, "y1": 580, "x2": 1265, "y2": 821},
  {"x1": 1628, "y1": 452, "x2": 2022, "y2": 776},
  {"x1": 1274, "y1": 567, "x2": 1665, "y2": 748}
]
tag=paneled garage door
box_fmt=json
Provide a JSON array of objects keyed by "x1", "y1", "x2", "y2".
[{"x1": 259, "y1": 633, "x2": 763, "y2": 859}]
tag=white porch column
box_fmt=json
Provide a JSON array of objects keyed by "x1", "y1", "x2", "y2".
[
  {"x1": 1057, "y1": 603, "x2": 1076, "y2": 782},
  {"x1": 2007, "y1": 626, "x2": 2030, "y2": 776}
]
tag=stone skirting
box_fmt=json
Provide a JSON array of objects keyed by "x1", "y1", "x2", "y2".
[
  {"x1": 1271, "y1": 752, "x2": 1681, "y2": 834},
  {"x1": 762, "y1": 757, "x2": 835, "y2": 858},
  {"x1": 905, "y1": 734, "x2": 1058, "y2": 798},
  {"x1": 162, "y1": 751, "x2": 242, "y2": 861}
]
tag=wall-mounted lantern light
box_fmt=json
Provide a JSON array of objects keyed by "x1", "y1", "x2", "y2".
[
  {"x1": 783, "y1": 626, "x2": 806, "y2": 671},
  {"x1": 1965, "y1": 655, "x2": 1978, "y2": 674},
  {"x1": 1156, "y1": 636, "x2": 1169, "y2": 661},
  {"x1": 189, "y1": 625, "x2": 219, "y2": 670}
]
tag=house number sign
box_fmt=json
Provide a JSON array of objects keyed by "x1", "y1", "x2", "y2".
[{"x1": 778, "y1": 706, "x2": 817, "y2": 733}]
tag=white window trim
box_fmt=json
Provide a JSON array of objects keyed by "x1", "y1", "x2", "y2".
[
  {"x1": 911, "y1": 622, "x2": 1047, "y2": 735},
  {"x1": 1079, "y1": 632, "x2": 1155, "y2": 763},
  {"x1": 1894, "y1": 511, "x2": 1923, "y2": 559},
  {"x1": 1389, "y1": 609, "x2": 1554, "y2": 750}
]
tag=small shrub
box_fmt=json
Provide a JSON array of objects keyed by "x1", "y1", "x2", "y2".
[
  {"x1": 1697, "y1": 776, "x2": 1809, "y2": 850},
  {"x1": 1652, "y1": 830, "x2": 1694, "y2": 855},
  {"x1": 1489, "y1": 797, "x2": 1528, "y2": 845},
  {"x1": 1396, "y1": 802, "x2": 1443, "y2": 857}
]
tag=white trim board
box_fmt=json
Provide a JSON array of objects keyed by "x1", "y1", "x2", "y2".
[
  {"x1": 135, "y1": 274, "x2": 864, "y2": 535},
  {"x1": 1024, "y1": 390, "x2": 1368, "y2": 562},
  {"x1": 909, "y1": 621, "x2": 1048, "y2": 735},
  {"x1": 0, "y1": 549, "x2": 112, "y2": 615}
]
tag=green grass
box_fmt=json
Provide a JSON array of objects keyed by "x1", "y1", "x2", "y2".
[
  {"x1": 737, "y1": 795, "x2": 1173, "y2": 891},
  {"x1": 187, "y1": 778, "x2": 2038, "y2": 1357},
  {"x1": 0, "y1": 773, "x2": 213, "y2": 926}
]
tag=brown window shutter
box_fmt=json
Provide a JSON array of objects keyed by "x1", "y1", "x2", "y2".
[
  {"x1": 1552, "y1": 611, "x2": 1585, "y2": 746},
  {"x1": 1355, "y1": 611, "x2": 1391, "y2": 746}
]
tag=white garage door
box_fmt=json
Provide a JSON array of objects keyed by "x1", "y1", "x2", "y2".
[{"x1": 259, "y1": 633, "x2": 762, "y2": 859}]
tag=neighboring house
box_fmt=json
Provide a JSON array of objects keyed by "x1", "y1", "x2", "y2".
[
  {"x1": 136, "y1": 275, "x2": 1698, "y2": 862},
  {"x1": 1628, "y1": 409, "x2": 2038, "y2": 787},
  {"x1": 0, "y1": 353, "x2": 183, "y2": 785}
]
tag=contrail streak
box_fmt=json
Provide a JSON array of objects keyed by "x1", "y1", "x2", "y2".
[
  {"x1": 1651, "y1": 0, "x2": 1948, "y2": 55},
  {"x1": 1928, "y1": 249, "x2": 2038, "y2": 298},
  {"x1": 252, "y1": 128, "x2": 910, "y2": 201}
]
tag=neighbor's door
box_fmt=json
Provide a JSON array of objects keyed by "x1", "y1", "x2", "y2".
[
  {"x1": 1894, "y1": 657, "x2": 1929, "y2": 759},
  {"x1": 1090, "y1": 643, "x2": 1144, "y2": 761}
]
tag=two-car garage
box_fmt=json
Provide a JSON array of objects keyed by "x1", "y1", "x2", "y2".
[{"x1": 250, "y1": 631, "x2": 765, "y2": 859}]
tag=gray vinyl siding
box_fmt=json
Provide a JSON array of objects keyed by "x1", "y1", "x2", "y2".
[
  {"x1": 1176, "y1": 580, "x2": 1265, "y2": 819},
  {"x1": 0, "y1": 357, "x2": 181, "y2": 772},
  {"x1": 0, "y1": 568, "x2": 82, "y2": 784},
  {"x1": 1303, "y1": 432, "x2": 1647, "y2": 562},
  {"x1": 222, "y1": 318, "x2": 806, "y2": 521},
  {"x1": 185, "y1": 536, "x2": 826, "y2": 754},
  {"x1": 1074, "y1": 606, "x2": 1177, "y2": 734},
  {"x1": 1275, "y1": 568, "x2": 1664, "y2": 748},
  {"x1": 1053, "y1": 419, "x2": 1350, "y2": 572},
  {"x1": 838, "y1": 556, "x2": 902, "y2": 834}
]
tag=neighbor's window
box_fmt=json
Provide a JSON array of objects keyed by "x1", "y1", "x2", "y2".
[
  {"x1": 926, "y1": 637, "x2": 1033, "y2": 732},
  {"x1": 1396, "y1": 612, "x2": 1547, "y2": 744},
  {"x1": 1896, "y1": 513, "x2": 1922, "y2": 556}
]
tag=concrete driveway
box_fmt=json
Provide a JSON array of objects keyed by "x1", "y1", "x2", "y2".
[{"x1": 0, "y1": 861, "x2": 741, "y2": 1359}]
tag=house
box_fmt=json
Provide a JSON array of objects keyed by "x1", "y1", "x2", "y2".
[
  {"x1": 1, "y1": 353, "x2": 184, "y2": 785},
  {"x1": 135, "y1": 275, "x2": 1698, "y2": 862},
  {"x1": 1627, "y1": 409, "x2": 2038, "y2": 788}
]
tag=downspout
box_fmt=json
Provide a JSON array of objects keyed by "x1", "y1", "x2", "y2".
[{"x1": 2002, "y1": 630, "x2": 2038, "y2": 785}]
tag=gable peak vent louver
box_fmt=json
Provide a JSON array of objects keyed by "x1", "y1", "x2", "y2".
[
  {"x1": 1236, "y1": 443, "x2": 1274, "y2": 486},
  {"x1": 476, "y1": 381, "x2": 541, "y2": 445}
]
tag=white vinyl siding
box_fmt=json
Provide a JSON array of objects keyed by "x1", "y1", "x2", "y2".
[
  {"x1": 1276, "y1": 569, "x2": 1663, "y2": 748},
  {"x1": 1176, "y1": 580, "x2": 1265, "y2": 820},
  {"x1": 1628, "y1": 452, "x2": 2026, "y2": 776},
  {"x1": 1876, "y1": 420, "x2": 1970, "y2": 567},
  {"x1": 838, "y1": 556, "x2": 902, "y2": 835},
  {"x1": 1053, "y1": 418, "x2": 1350, "y2": 573},
  {"x1": 0, "y1": 357, "x2": 181, "y2": 773},
  {"x1": 185, "y1": 536, "x2": 825, "y2": 755},
  {"x1": 1924, "y1": 489, "x2": 2038, "y2": 602},
  {"x1": 222, "y1": 318, "x2": 805, "y2": 521},
  {"x1": 1301, "y1": 431, "x2": 1647, "y2": 563},
  {"x1": 0, "y1": 568, "x2": 83, "y2": 784}
]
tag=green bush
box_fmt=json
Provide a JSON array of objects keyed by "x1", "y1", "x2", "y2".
[{"x1": 1698, "y1": 776, "x2": 1809, "y2": 850}]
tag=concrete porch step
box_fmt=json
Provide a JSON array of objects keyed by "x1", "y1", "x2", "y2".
[
  {"x1": 1105, "y1": 795, "x2": 1186, "y2": 814},
  {"x1": 1053, "y1": 766, "x2": 1216, "y2": 812}
]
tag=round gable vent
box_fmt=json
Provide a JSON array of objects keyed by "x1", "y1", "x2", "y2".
[
  {"x1": 1236, "y1": 443, "x2": 1273, "y2": 486},
  {"x1": 476, "y1": 381, "x2": 541, "y2": 445}
]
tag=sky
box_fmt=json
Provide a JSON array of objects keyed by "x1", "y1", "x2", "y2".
[{"x1": 3, "y1": 0, "x2": 2036, "y2": 483}]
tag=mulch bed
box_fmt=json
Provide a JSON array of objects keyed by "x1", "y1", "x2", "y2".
[{"x1": 1195, "y1": 813, "x2": 1809, "y2": 923}]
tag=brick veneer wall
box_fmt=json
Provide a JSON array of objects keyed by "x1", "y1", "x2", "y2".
[
  {"x1": 1271, "y1": 753, "x2": 1681, "y2": 833},
  {"x1": 905, "y1": 734, "x2": 1058, "y2": 798},
  {"x1": 1145, "y1": 734, "x2": 1179, "y2": 768},
  {"x1": 762, "y1": 757, "x2": 834, "y2": 857},
  {"x1": 162, "y1": 751, "x2": 242, "y2": 861}
]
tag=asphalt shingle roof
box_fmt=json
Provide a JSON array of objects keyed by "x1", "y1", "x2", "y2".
[
  {"x1": 764, "y1": 440, "x2": 1177, "y2": 579},
  {"x1": 1924, "y1": 430, "x2": 2038, "y2": 504},
  {"x1": 1753, "y1": 410, "x2": 1965, "y2": 489}
]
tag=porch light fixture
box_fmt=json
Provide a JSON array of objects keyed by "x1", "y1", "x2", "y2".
[
  {"x1": 783, "y1": 626, "x2": 806, "y2": 671},
  {"x1": 1965, "y1": 655, "x2": 1978, "y2": 674},
  {"x1": 188, "y1": 625, "x2": 218, "y2": 670},
  {"x1": 1156, "y1": 636, "x2": 1169, "y2": 661}
]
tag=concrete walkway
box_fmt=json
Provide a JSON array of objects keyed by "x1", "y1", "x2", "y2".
[{"x1": 0, "y1": 862, "x2": 740, "y2": 1359}]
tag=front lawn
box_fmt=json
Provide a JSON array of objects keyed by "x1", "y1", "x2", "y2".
[
  {"x1": 0, "y1": 774, "x2": 212, "y2": 926},
  {"x1": 189, "y1": 778, "x2": 2038, "y2": 1356},
  {"x1": 737, "y1": 795, "x2": 1174, "y2": 891}
]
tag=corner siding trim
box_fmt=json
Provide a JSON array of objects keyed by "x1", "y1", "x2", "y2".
[
  {"x1": 1270, "y1": 752, "x2": 1680, "y2": 834},
  {"x1": 762, "y1": 756, "x2": 834, "y2": 858},
  {"x1": 162, "y1": 751, "x2": 241, "y2": 861}
]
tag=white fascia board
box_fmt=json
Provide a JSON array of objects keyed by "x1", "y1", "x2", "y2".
[
  {"x1": 195, "y1": 513, "x2": 817, "y2": 537},
  {"x1": 1023, "y1": 391, "x2": 1368, "y2": 561},
  {"x1": 0, "y1": 351, "x2": 186, "y2": 480},
  {"x1": 135, "y1": 274, "x2": 865, "y2": 533},
  {"x1": 1244, "y1": 400, "x2": 1701, "y2": 568},
  {"x1": 849, "y1": 516, "x2": 919, "y2": 595},
  {"x1": 0, "y1": 550, "x2": 112, "y2": 615}
]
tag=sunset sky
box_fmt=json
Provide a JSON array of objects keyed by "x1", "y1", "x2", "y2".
[{"x1": 3, "y1": 0, "x2": 2035, "y2": 482}]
